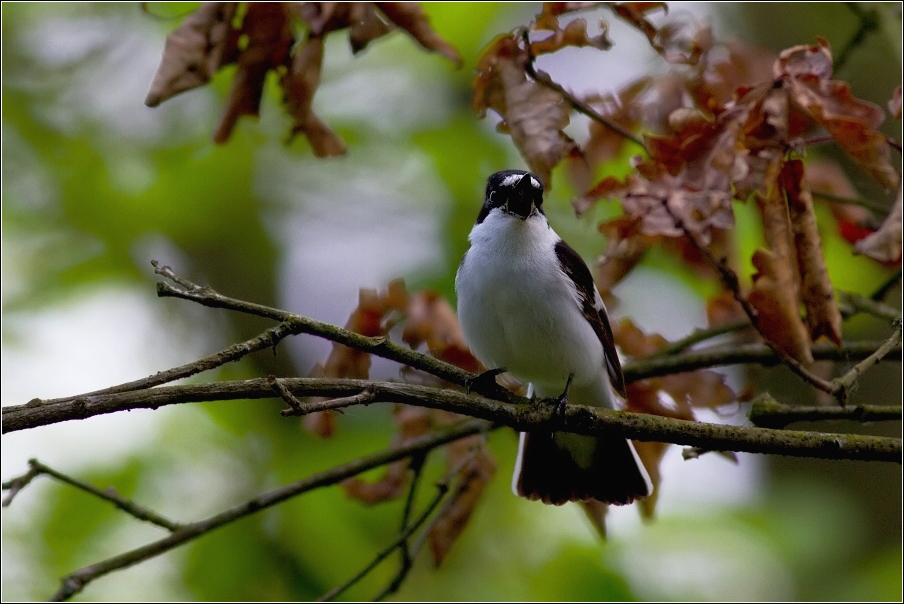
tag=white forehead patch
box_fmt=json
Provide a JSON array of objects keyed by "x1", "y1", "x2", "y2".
[{"x1": 500, "y1": 173, "x2": 541, "y2": 188}]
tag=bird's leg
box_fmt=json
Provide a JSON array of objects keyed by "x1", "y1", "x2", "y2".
[
  {"x1": 465, "y1": 367, "x2": 507, "y2": 395},
  {"x1": 550, "y1": 373, "x2": 574, "y2": 426}
]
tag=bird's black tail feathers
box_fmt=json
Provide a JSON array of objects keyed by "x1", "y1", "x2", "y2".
[{"x1": 514, "y1": 431, "x2": 652, "y2": 506}]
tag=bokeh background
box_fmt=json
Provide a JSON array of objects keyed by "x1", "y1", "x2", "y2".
[{"x1": 2, "y1": 2, "x2": 901, "y2": 601}]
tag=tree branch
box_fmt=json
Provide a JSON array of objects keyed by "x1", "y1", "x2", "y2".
[
  {"x1": 749, "y1": 393, "x2": 902, "y2": 429},
  {"x1": 5, "y1": 340, "x2": 899, "y2": 433},
  {"x1": 43, "y1": 419, "x2": 490, "y2": 602},
  {"x1": 2, "y1": 342, "x2": 901, "y2": 434},
  {"x1": 4, "y1": 375, "x2": 900, "y2": 463},
  {"x1": 2, "y1": 459, "x2": 181, "y2": 531},
  {"x1": 151, "y1": 262, "x2": 515, "y2": 403},
  {"x1": 832, "y1": 318, "x2": 903, "y2": 403},
  {"x1": 39, "y1": 320, "x2": 301, "y2": 407}
]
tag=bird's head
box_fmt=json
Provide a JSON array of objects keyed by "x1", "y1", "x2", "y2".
[{"x1": 476, "y1": 170, "x2": 545, "y2": 224}]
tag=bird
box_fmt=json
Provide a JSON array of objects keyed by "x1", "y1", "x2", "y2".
[{"x1": 455, "y1": 169, "x2": 652, "y2": 506}]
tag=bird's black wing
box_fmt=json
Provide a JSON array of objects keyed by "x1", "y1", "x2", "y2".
[{"x1": 554, "y1": 240, "x2": 627, "y2": 397}]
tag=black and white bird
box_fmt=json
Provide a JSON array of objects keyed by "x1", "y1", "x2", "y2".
[{"x1": 455, "y1": 169, "x2": 652, "y2": 506}]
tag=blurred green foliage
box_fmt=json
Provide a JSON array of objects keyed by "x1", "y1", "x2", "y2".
[{"x1": 2, "y1": 2, "x2": 901, "y2": 602}]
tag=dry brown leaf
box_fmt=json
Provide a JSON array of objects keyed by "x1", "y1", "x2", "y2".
[
  {"x1": 305, "y1": 281, "x2": 409, "y2": 437},
  {"x1": 747, "y1": 248, "x2": 814, "y2": 365},
  {"x1": 213, "y1": 3, "x2": 294, "y2": 144},
  {"x1": 145, "y1": 2, "x2": 239, "y2": 107},
  {"x1": 349, "y1": 3, "x2": 395, "y2": 53},
  {"x1": 706, "y1": 290, "x2": 746, "y2": 327},
  {"x1": 376, "y1": 2, "x2": 462, "y2": 66},
  {"x1": 855, "y1": 187, "x2": 903, "y2": 264},
  {"x1": 579, "y1": 499, "x2": 609, "y2": 541},
  {"x1": 654, "y1": 16, "x2": 712, "y2": 65},
  {"x1": 632, "y1": 439, "x2": 666, "y2": 519},
  {"x1": 573, "y1": 175, "x2": 628, "y2": 215},
  {"x1": 608, "y1": 2, "x2": 710, "y2": 65},
  {"x1": 342, "y1": 404, "x2": 433, "y2": 503},
  {"x1": 619, "y1": 168, "x2": 735, "y2": 243},
  {"x1": 530, "y1": 5, "x2": 612, "y2": 55},
  {"x1": 280, "y1": 34, "x2": 348, "y2": 157},
  {"x1": 607, "y1": 2, "x2": 667, "y2": 46},
  {"x1": 429, "y1": 436, "x2": 496, "y2": 565},
  {"x1": 749, "y1": 168, "x2": 812, "y2": 364},
  {"x1": 595, "y1": 216, "x2": 653, "y2": 299},
  {"x1": 402, "y1": 291, "x2": 481, "y2": 374},
  {"x1": 613, "y1": 317, "x2": 736, "y2": 516},
  {"x1": 688, "y1": 40, "x2": 775, "y2": 114},
  {"x1": 781, "y1": 158, "x2": 843, "y2": 344},
  {"x1": 776, "y1": 39, "x2": 899, "y2": 190},
  {"x1": 342, "y1": 459, "x2": 410, "y2": 503},
  {"x1": 474, "y1": 36, "x2": 578, "y2": 187}
]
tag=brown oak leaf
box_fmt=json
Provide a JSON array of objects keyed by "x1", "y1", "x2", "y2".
[
  {"x1": 474, "y1": 36, "x2": 579, "y2": 187},
  {"x1": 429, "y1": 436, "x2": 496, "y2": 565},
  {"x1": 776, "y1": 39, "x2": 899, "y2": 190},
  {"x1": 780, "y1": 158, "x2": 843, "y2": 344},
  {"x1": 145, "y1": 2, "x2": 239, "y2": 107},
  {"x1": 855, "y1": 187, "x2": 903, "y2": 264}
]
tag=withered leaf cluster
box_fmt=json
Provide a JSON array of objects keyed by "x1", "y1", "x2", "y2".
[
  {"x1": 476, "y1": 4, "x2": 899, "y2": 358},
  {"x1": 306, "y1": 280, "x2": 495, "y2": 565},
  {"x1": 470, "y1": 2, "x2": 900, "y2": 520},
  {"x1": 146, "y1": 2, "x2": 460, "y2": 155}
]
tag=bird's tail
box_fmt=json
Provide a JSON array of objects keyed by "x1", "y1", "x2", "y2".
[{"x1": 512, "y1": 430, "x2": 652, "y2": 506}]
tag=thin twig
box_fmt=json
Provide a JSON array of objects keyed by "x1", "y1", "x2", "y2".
[
  {"x1": 646, "y1": 319, "x2": 752, "y2": 358},
  {"x1": 396, "y1": 454, "x2": 428, "y2": 579},
  {"x1": 833, "y1": 318, "x2": 904, "y2": 404},
  {"x1": 319, "y1": 455, "x2": 435, "y2": 602},
  {"x1": 811, "y1": 189, "x2": 890, "y2": 215},
  {"x1": 1, "y1": 465, "x2": 41, "y2": 507},
  {"x1": 151, "y1": 264, "x2": 514, "y2": 402},
  {"x1": 39, "y1": 320, "x2": 300, "y2": 407},
  {"x1": 650, "y1": 288, "x2": 898, "y2": 359},
  {"x1": 870, "y1": 269, "x2": 902, "y2": 302},
  {"x1": 519, "y1": 29, "x2": 648, "y2": 152},
  {"x1": 749, "y1": 393, "x2": 902, "y2": 429},
  {"x1": 46, "y1": 419, "x2": 490, "y2": 601},
  {"x1": 280, "y1": 389, "x2": 375, "y2": 417},
  {"x1": 838, "y1": 291, "x2": 901, "y2": 322},
  {"x1": 834, "y1": 3, "x2": 880, "y2": 73},
  {"x1": 373, "y1": 443, "x2": 488, "y2": 601},
  {"x1": 9, "y1": 460, "x2": 181, "y2": 531}
]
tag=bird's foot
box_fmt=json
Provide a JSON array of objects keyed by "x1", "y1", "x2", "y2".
[
  {"x1": 465, "y1": 367, "x2": 507, "y2": 396},
  {"x1": 549, "y1": 373, "x2": 574, "y2": 427}
]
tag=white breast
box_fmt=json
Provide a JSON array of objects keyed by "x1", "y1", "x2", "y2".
[{"x1": 455, "y1": 210, "x2": 606, "y2": 399}]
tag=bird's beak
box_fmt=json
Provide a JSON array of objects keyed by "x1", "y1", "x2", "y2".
[{"x1": 505, "y1": 174, "x2": 536, "y2": 220}]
